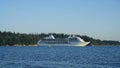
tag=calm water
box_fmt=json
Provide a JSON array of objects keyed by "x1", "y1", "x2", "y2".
[{"x1": 0, "y1": 46, "x2": 120, "y2": 68}]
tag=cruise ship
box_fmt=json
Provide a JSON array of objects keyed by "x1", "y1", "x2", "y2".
[{"x1": 37, "y1": 35, "x2": 90, "y2": 46}]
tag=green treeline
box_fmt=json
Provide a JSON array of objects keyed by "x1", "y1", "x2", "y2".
[
  {"x1": 0, "y1": 31, "x2": 40, "y2": 46},
  {"x1": 0, "y1": 31, "x2": 120, "y2": 46}
]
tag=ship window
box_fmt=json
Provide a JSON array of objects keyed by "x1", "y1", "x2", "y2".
[{"x1": 69, "y1": 38, "x2": 79, "y2": 42}]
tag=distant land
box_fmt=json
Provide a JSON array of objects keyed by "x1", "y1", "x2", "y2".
[{"x1": 0, "y1": 31, "x2": 120, "y2": 46}]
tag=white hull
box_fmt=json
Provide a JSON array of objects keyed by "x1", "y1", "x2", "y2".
[{"x1": 37, "y1": 42, "x2": 90, "y2": 46}]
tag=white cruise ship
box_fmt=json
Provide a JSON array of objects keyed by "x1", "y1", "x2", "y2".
[{"x1": 37, "y1": 35, "x2": 90, "y2": 46}]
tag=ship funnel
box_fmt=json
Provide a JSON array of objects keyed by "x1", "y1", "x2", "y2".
[
  {"x1": 44, "y1": 35, "x2": 55, "y2": 39},
  {"x1": 76, "y1": 37, "x2": 85, "y2": 42}
]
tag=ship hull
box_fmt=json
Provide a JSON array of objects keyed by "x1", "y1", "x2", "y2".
[{"x1": 37, "y1": 42, "x2": 90, "y2": 46}]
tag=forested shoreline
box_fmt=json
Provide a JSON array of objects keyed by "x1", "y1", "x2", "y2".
[{"x1": 0, "y1": 31, "x2": 120, "y2": 46}]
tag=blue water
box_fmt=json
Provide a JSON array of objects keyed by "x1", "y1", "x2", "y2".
[{"x1": 0, "y1": 46, "x2": 120, "y2": 68}]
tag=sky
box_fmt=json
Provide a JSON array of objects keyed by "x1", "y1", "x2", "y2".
[{"x1": 0, "y1": 0, "x2": 120, "y2": 41}]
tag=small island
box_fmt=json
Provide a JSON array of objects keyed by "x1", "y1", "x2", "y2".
[{"x1": 0, "y1": 31, "x2": 120, "y2": 46}]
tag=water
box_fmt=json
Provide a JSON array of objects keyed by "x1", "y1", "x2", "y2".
[{"x1": 0, "y1": 46, "x2": 120, "y2": 68}]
